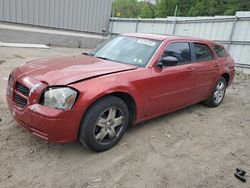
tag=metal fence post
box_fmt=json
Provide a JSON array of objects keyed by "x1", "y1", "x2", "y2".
[
  {"x1": 108, "y1": 18, "x2": 114, "y2": 38},
  {"x1": 135, "y1": 18, "x2": 139, "y2": 33},
  {"x1": 172, "y1": 19, "x2": 177, "y2": 34},
  {"x1": 227, "y1": 16, "x2": 238, "y2": 50}
]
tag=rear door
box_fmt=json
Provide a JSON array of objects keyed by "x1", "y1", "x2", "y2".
[
  {"x1": 190, "y1": 42, "x2": 220, "y2": 101},
  {"x1": 147, "y1": 42, "x2": 196, "y2": 117}
]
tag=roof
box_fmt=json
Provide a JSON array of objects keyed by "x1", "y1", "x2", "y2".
[{"x1": 123, "y1": 33, "x2": 211, "y2": 43}]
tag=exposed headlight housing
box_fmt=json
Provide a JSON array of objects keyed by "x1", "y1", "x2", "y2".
[{"x1": 41, "y1": 87, "x2": 78, "y2": 110}]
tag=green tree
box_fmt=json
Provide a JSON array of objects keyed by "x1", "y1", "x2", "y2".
[
  {"x1": 176, "y1": 0, "x2": 194, "y2": 16},
  {"x1": 155, "y1": 0, "x2": 178, "y2": 17},
  {"x1": 140, "y1": 2, "x2": 156, "y2": 18},
  {"x1": 188, "y1": 0, "x2": 208, "y2": 16},
  {"x1": 189, "y1": 0, "x2": 227, "y2": 16},
  {"x1": 224, "y1": 0, "x2": 250, "y2": 15},
  {"x1": 112, "y1": 0, "x2": 250, "y2": 18},
  {"x1": 112, "y1": 0, "x2": 139, "y2": 17}
]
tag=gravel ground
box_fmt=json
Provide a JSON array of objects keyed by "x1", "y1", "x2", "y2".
[{"x1": 0, "y1": 47, "x2": 250, "y2": 188}]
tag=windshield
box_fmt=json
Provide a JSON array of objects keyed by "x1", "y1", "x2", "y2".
[{"x1": 89, "y1": 36, "x2": 161, "y2": 67}]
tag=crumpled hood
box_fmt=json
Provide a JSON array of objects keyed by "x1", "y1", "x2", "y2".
[{"x1": 13, "y1": 54, "x2": 137, "y2": 85}]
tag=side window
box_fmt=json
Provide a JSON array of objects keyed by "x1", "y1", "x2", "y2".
[
  {"x1": 212, "y1": 44, "x2": 228, "y2": 58},
  {"x1": 163, "y1": 42, "x2": 191, "y2": 65},
  {"x1": 194, "y1": 43, "x2": 213, "y2": 62}
]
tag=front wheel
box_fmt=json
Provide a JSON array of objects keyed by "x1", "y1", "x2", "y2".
[
  {"x1": 79, "y1": 96, "x2": 129, "y2": 152},
  {"x1": 204, "y1": 76, "x2": 227, "y2": 107}
]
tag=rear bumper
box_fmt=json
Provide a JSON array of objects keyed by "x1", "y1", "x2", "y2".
[{"x1": 7, "y1": 96, "x2": 83, "y2": 143}]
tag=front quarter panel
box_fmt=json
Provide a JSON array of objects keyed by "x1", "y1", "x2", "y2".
[{"x1": 69, "y1": 68, "x2": 151, "y2": 125}]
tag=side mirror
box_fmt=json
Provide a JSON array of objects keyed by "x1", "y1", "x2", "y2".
[{"x1": 158, "y1": 56, "x2": 178, "y2": 67}]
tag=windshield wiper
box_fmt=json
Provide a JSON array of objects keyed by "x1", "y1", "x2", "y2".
[
  {"x1": 95, "y1": 56, "x2": 112, "y2": 61},
  {"x1": 82, "y1": 53, "x2": 114, "y2": 62},
  {"x1": 96, "y1": 56, "x2": 128, "y2": 65},
  {"x1": 82, "y1": 52, "x2": 94, "y2": 56}
]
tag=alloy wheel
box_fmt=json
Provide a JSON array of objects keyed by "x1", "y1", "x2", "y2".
[
  {"x1": 213, "y1": 81, "x2": 226, "y2": 104},
  {"x1": 94, "y1": 106, "x2": 124, "y2": 145}
]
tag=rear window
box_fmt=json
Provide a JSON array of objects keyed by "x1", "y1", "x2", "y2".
[
  {"x1": 212, "y1": 44, "x2": 228, "y2": 58},
  {"x1": 193, "y1": 43, "x2": 213, "y2": 62}
]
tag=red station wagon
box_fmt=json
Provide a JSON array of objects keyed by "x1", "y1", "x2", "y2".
[{"x1": 6, "y1": 33, "x2": 235, "y2": 151}]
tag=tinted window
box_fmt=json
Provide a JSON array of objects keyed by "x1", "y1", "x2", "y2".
[
  {"x1": 212, "y1": 44, "x2": 228, "y2": 58},
  {"x1": 163, "y1": 42, "x2": 191, "y2": 64},
  {"x1": 194, "y1": 43, "x2": 213, "y2": 62}
]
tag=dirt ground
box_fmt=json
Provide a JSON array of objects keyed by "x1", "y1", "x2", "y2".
[{"x1": 0, "y1": 46, "x2": 250, "y2": 188}]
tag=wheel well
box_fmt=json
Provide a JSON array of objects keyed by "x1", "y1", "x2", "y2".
[
  {"x1": 82, "y1": 92, "x2": 137, "y2": 127},
  {"x1": 110, "y1": 92, "x2": 137, "y2": 126},
  {"x1": 221, "y1": 73, "x2": 230, "y2": 86}
]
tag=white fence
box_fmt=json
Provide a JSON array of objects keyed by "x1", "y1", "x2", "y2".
[{"x1": 109, "y1": 14, "x2": 250, "y2": 67}]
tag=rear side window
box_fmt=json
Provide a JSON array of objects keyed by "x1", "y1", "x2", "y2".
[
  {"x1": 193, "y1": 43, "x2": 213, "y2": 62},
  {"x1": 212, "y1": 44, "x2": 228, "y2": 58},
  {"x1": 163, "y1": 42, "x2": 191, "y2": 64}
]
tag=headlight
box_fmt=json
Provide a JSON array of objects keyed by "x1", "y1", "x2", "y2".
[{"x1": 42, "y1": 87, "x2": 78, "y2": 110}]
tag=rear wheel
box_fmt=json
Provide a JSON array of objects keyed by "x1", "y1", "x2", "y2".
[
  {"x1": 204, "y1": 76, "x2": 227, "y2": 107},
  {"x1": 79, "y1": 96, "x2": 129, "y2": 152}
]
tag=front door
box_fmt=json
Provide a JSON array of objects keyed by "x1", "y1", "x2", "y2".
[{"x1": 146, "y1": 42, "x2": 196, "y2": 117}]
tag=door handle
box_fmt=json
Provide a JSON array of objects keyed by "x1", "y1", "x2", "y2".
[
  {"x1": 213, "y1": 64, "x2": 220, "y2": 68},
  {"x1": 186, "y1": 67, "x2": 194, "y2": 72}
]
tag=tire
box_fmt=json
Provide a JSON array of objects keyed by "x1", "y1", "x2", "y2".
[
  {"x1": 79, "y1": 96, "x2": 129, "y2": 152},
  {"x1": 204, "y1": 76, "x2": 227, "y2": 107}
]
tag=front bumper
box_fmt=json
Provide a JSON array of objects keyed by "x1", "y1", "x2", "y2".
[
  {"x1": 6, "y1": 74, "x2": 83, "y2": 143},
  {"x1": 7, "y1": 96, "x2": 82, "y2": 143}
]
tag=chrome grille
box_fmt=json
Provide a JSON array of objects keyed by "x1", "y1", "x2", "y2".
[
  {"x1": 13, "y1": 82, "x2": 30, "y2": 108},
  {"x1": 16, "y1": 82, "x2": 30, "y2": 96},
  {"x1": 14, "y1": 94, "x2": 27, "y2": 108}
]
